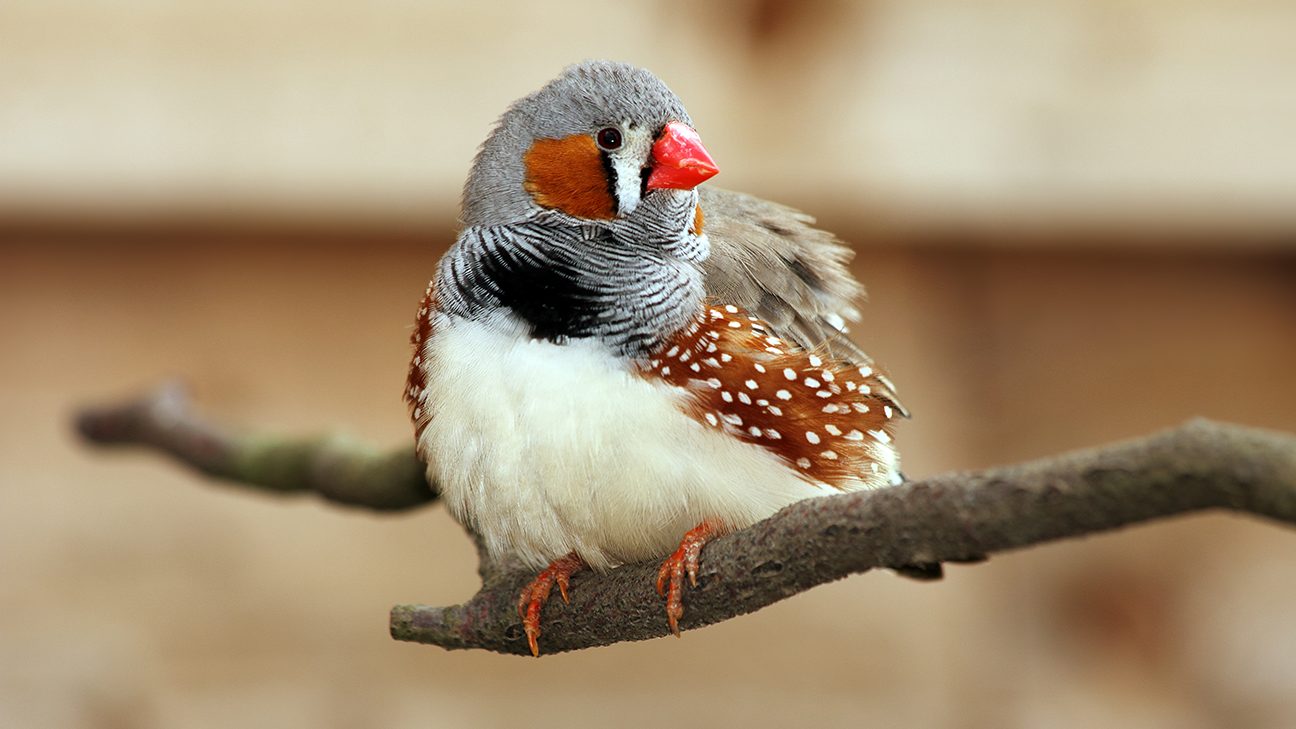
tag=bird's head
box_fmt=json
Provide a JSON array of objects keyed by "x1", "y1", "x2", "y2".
[{"x1": 462, "y1": 61, "x2": 719, "y2": 227}]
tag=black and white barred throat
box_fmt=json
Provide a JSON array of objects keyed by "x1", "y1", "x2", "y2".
[{"x1": 435, "y1": 189, "x2": 708, "y2": 358}]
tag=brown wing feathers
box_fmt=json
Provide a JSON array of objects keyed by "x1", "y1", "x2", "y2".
[
  {"x1": 698, "y1": 187, "x2": 906, "y2": 416},
  {"x1": 639, "y1": 304, "x2": 900, "y2": 489}
]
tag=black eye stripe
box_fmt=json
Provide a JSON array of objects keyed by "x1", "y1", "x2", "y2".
[{"x1": 599, "y1": 148, "x2": 619, "y2": 212}]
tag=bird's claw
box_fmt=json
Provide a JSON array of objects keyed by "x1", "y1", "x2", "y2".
[
  {"x1": 515, "y1": 552, "x2": 585, "y2": 657},
  {"x1": 655, "y1": 521, "x2": 719, "y2": 636}
]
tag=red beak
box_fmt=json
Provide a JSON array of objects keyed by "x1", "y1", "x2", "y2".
[{"x1": 645, "y1": 122, "x2": 719, "y2": 190}]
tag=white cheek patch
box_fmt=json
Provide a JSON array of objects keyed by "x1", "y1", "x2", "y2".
[{"x1": 610, "y1": 126, "x2": 654, "y2": 216}]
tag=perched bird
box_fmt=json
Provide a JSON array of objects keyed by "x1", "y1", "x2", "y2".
[{"x1": 406, "y1": 61, "x2": 906, "y2": 656}]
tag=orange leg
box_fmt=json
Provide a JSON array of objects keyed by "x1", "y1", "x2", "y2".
[
  {"x1": 517, "y1": 552, "x2": 586, "y2": 657},
  {"x1": 655, "y1": 520, "x2": 722, "y2": 636}
]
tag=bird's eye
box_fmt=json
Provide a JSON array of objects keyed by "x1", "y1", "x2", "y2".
[{"x1": 595, "y1": 127, "x2": 623, "y2": 151}]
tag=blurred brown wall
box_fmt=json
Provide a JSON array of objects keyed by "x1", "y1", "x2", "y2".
[
  {"x1": 3, "y1": 0, "x2": 1296, "y2": 727},
  {"x1": 3, "y1": 224, "x2": 1294, "y2": 728}
]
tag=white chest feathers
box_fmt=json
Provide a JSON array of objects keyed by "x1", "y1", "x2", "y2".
[{"x1": 414, "y1": 315, "x2": 838, "y2": 571}]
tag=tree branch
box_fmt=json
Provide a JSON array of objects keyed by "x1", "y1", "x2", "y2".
[
  {"x1": 75, "y1": 382, "x2": 434, "y2": 511},
  {"x1": 76, "y1": 386, "x2": 1296, "y2": 656}
]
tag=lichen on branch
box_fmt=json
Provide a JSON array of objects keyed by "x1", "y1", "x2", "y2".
[{"x1": 75, "y1": 382, "x2": 433, "y2": 510}]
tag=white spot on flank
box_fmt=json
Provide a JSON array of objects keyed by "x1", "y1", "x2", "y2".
[
  {"x1": 748, "y1": 426, "x2": 762, "y2": 437},
  {"x1": 756, "y1": 399, "x2": 769, "y2": 406},
  {"x1": 824, "y1": 424, "x2": 842, "y2": 436},
  {"x1": 868, "y1": 429, "x2": 892, "y2": 444},
  {"x1": 776, "y1": 389, "x2": 792, "y2": 401},
  {"x1": 720, "y1": 353, "x2": 733, "y2": 362},
  {"x1": 884, "y1": 405, "x2": 894, "y2": 418},
  {"x1": 820, "y1": 370, "x2": 834, "y2": 382},
  {"x1": 706, "y1": 378, "x2": 722, "y2": 388},
  {"x1": 765, "y1": 429, "x2": 781, "y2": 439},
  {"x1": 844, "y1": 430, "x2": 864, "y2": 441},
  {"x1": 822, "y1": 404, "x2": 839, "y2": 413},
  {"x1": 806, "y1": 431, "x2": 821, "y2": 444},
  {"x1": 690, "y1": 363, "x2": 701, "y2": 372},
  {"x1": 767, "y1": 405, "x2": 783, "y2": 416},
  {"x1": 738, "y1": 392, "x2": 752, "y2": 405},
  {"x1": 413, "y1": 406, "x2": 422, "y2": 419},
  {"x1": 784, "y1": 368, "x2": 797, "y2": 381},
  {"x1": 704, "y1": 357, "x2": 720, "y2": 368},
  {"x1": 808, "y1": 355, "x2": 823, "y2": 367},
  {"x1": 721, "y1": 391, "x2": 734, "y2": 403},
  {"x1": 859, "y1": 385, "x2": 871, "y2": 395},
  {"x1": 745, "y1": 379, "x2": 759, "y2": 390},
  {"x1": 728, "y1": 321, "x2": 742, "y2": 329},
  {"x1": 844, "y1": 381, "x2": 857, "y2": 391},
  {"x1": 766, "y1": 336, "x2": 782, "y2": 345},
  {"x1": 858, "y1": 366, "x2": 873, "y2": 378},
  {"x1": 709, "y1": 309, "x2": 723, "y2": 319},
  {"x1": 666, "y1": 346, "x2": 679, "y2": 357},
  {"x1": 724, "y1": 304, "x2": 739, "y2": 314},
  {"x1": 704, "y1": 413, "x2": 718, "y2": 426},
  {"x1": 722, "y1": 413, "x2": 743, "y2": 426},
  {"x1": 679, "y1": 350, "x2": 691, "y2": 362},
  {"x1": 821, "y1": 450, "x2": 838, "y2": 460},
  {"x1": 707, "y1": 331, "x2": 720, "y2": 340},
  {"x1": 852, "y1": 403, "x2": 870, "y2": 413},
  {"x1": 753, "y1": 363, "x2": 766, "y2": 373},
  {"x1": 804, "y1": 377, "x2": 821, "y2": 388},
  {"x1": 796, "y1": 458, "x2": 812, "y2": 469},
  {"x1": 765, "y1": 347, "x2": 784, "y2": 355},
  {"x1": 816, "y1": 391, "x2": 832, "y2": 398},
  {"x1": 661, "y1": 366, "x2": 671, "y2": 376},
  {"x1": 705, "y1": 343, "x2": 718, "y2": 353}
]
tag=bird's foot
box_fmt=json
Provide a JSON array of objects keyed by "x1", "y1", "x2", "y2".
[
  {"x1": 655, "y1": 520, "x2": 721, "y2": 636},
  {"x1": 516, "y1": 552, "x2": 586, "y2": 657}
]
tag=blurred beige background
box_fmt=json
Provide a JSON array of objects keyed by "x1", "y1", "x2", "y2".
[{"x1": 2, "y1": 1, "x2": 1295, "y2": 728}]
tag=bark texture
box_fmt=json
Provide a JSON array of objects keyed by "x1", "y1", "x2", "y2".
[
  {"x1": 77, "y1": 384, "x2": 1296, "y2": 656},
  {"x1": 75, "y1": 382, "x2": 432, "y2": 510}
]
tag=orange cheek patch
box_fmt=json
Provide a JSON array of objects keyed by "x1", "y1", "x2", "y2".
[
  {"x1": 523, "y1": 135, "x2": 616, "y2": 220},
  {"x1": 691, "y1": 205, "x2": 705, "y2": 236}
]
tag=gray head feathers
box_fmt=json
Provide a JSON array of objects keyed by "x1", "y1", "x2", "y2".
[{"x1": 461, "y1": 61, "x2": 692, "y2": 227}]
